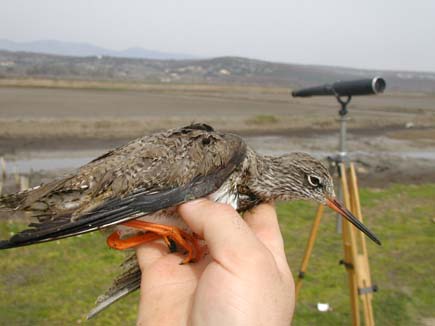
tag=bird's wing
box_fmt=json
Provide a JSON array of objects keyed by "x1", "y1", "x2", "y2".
[
  {"x1": 0, "y1": 123, "x2": 247, "y2": 249},
  {"x1": 86, "y1": 253, "x2": 141, "y2": 320}
]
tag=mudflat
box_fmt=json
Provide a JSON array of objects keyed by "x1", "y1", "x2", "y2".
[{"x1": 0, "y1": 84, "x2": 434, "y2": 187}]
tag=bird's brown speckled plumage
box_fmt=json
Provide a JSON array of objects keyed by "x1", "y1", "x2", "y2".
[
  {"x1": 0, "y1": 123, "x2": 377, "y2": 318},
  {"x1": 0, "y1": 124, "x2": 247, "y2": 247}
]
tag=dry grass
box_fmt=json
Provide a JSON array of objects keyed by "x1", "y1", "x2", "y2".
[{"x1": 0, "y1": 78, "x2": 291, "y2": 95}]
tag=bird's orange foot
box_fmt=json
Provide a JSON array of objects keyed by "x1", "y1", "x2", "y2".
[{"x1": 106, "y1": 220, "x2": 204, "y2": 264}]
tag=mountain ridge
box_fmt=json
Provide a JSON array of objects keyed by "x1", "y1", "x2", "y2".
[{"x1": 0, "y1": 49, "x2": 434, "y2": 93}]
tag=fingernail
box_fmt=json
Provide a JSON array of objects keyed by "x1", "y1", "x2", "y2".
[
  {"x1": 179, "y1": 198, "x2": 208, "y2": 210},
  {"x1": 187, "y1": 198, "x2": 208, "y2": 205}
]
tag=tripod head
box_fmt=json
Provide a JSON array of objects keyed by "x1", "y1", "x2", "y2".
[{"x1": 336, "y1": 95, "x2": 352, "y2": 117}]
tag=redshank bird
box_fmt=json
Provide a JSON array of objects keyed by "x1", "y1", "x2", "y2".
[{"x1": 0, "y1": 123, "x2": 380, "y2": 317}]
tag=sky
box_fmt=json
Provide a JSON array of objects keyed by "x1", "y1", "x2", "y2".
[{"x1": 1, "y1": 0, "x2": 435, "y2": 72}]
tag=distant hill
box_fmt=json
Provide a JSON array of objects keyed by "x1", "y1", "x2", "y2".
[
  {"x1": 0, "y1": 50, "x2": 434, "y2": 93},
  {"x1": 0, "y1": 39, "x2": 196, "y2": 60}
]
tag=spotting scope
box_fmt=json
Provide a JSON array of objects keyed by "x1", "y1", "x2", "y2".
[{"x1": 292, "y1": 77, "x2": 386, "y2": 97}]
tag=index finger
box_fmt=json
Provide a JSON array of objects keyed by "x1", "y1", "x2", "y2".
[{"x1": 177, "y1": 199, "x2": 267, "y2": 271}]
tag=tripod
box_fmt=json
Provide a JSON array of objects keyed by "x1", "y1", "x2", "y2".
[{"x1": 295, "y1": 96, "x2": 377, "y2": 326}]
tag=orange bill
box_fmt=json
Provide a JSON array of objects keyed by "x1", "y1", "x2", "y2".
[{"x1": 326, "y1": 198, "x2": 381, "y2": 245}]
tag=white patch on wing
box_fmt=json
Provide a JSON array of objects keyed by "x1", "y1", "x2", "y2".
[
  {"x1": 63, "y1": 202, "x2": 80, "y2": 210},
  {"x1": 208, "y1": 180, "x2": 239, "y2": 209}
]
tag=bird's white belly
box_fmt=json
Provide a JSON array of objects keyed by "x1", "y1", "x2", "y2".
[{"x1": 115, "y1": 183, "x2": 238, "y2": 237}]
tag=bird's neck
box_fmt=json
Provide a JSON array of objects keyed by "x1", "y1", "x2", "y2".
[{"x1": 239, "y1": 152, "x2": 283, "y2": 202}]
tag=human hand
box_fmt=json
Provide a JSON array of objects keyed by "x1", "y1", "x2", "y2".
[{"x1": 136, "y1": 199, "x2": 295, "y2": 326}]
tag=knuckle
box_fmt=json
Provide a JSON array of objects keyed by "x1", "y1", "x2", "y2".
[
  {"x1": 215, "y1": 203, "x2": 237, "y2": 215},
  {"x1": 248, "y1": 248, "x2": 276, "y2": 267}
]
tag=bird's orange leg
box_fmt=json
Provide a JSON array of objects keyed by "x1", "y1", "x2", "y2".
[
  {"x1": 107, "y1": 231, "x2": 161, "y2": 250},
  {"x1": 106, "y1": 220, "x2": 204, "y2": 264}
]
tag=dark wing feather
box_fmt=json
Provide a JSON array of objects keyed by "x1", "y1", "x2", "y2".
[
  {"x1": 86, "y1": 253, "x2": 141, "y2": 320},
  {"x1": 0, "y1": 125, "x2": 246, "y2": 249}
]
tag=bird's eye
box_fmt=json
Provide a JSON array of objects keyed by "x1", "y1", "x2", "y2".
[{"x1": 307, "y1": 175, "x2": 322, "y2": 187}]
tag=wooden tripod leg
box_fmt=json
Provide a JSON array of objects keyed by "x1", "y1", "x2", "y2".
[
  {"x1": 295, "y1": 204, "x2": 324, "y2": 299},
  {"x1": 349, "y1": 163, "x2": 375, "y2": 326},
  {"x1": 340, "y1": 162, "x2": 361, "y2": 326}
]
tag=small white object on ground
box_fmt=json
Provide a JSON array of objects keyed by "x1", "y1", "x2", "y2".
[{"x1": 317, "y1": 303, "x2": 330, "y2": 312}]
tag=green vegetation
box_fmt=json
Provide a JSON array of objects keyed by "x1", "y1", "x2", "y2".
[
  {"x1": 279, "y1": 184, "x2": 435, "y2": 326},
  {"x1": 0, "y1": 227, "x2": 138, "y2": 325},
  {"x1": 247, "y1": 114, "x2": 279, "y2": 125},
  {"x1": 1, "y1": 184, "x2": 434, "y2": 325}
]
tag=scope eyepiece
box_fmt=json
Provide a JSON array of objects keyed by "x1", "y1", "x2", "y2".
[
  {"x1": 292, "y1": 77, "x2": 386, "y2": 98},
  {"x1": 371, "y1": 77, "x2": 386, "y2": 94}
]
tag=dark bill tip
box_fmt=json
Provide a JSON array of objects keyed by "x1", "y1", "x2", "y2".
[{"x1": 326, "y1": 198, "x2": 381, "y2": 246}]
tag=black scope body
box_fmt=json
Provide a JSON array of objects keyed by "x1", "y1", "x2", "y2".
[{"x1": 292, "y1": 77, "x2": 386, "y2": 98}]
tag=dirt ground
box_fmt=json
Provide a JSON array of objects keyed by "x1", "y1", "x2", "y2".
[{"x1": 0, "y1": 85, "x2": 434, "y2": 188}]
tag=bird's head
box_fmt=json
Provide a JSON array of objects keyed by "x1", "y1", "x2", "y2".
[
  {"x1": 257, "y1": 152, "x2": 334, "y2": 203},
  {"x1": 255, "y1": 152, "x2": 381, "y2": 245}
]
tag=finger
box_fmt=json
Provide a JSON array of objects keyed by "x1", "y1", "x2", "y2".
[
  {"x1": 137, "y1": 253, "x2": 212, "y2": 325},
  {"x1": 243, "y1": 202, "x2": 286, "y2": 259},
  {"x1": 244, "y1": 202, "x2": 291, "y2": 276},
  {"x1": 177, "y1": 199, "x2": 266, "y2": 270},
  {"x1": 136, "y1": 240, "x2": 168, "y2": 272}
]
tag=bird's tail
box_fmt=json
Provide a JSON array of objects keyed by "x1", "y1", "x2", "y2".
[
  {"x1": 86, "y1": 253, "x2": 141, "y2": 319},
  {"x1": 0, "y1": 189, "x2": 31, "y2": 210}
]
